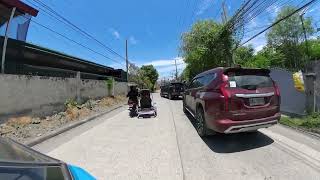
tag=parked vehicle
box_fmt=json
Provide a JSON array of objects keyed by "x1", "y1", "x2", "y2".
[
  {"x1": 183, "y1": 67, "x2": 281, "y2": 136},
  {"x1": 160, "y1": 82, "x2": 185, "y2": 99}
]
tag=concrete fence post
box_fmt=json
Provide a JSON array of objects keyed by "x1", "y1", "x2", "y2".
[
  {"x1": 76, "y1": 71, "x2": 81, "y2": 103},
  {"x1": 112, "y1": 79, "x2": 115, "y2": 96},
  {"x1": 305, "y1": 73, "x2": 316, "y2": 114}
]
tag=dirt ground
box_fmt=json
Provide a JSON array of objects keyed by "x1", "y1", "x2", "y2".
[{"x1": 0, "y1": 96, "x2": 126, "y2": 144}]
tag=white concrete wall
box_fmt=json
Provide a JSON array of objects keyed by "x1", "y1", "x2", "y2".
[
  {"x1": 80, "y1": 79, "x2": 109, "y2": 102},
  {"x1": 114, "y1": 81, "x2": 128, "y2": 96},
  {"x1": 0, "y1": 74, "x2": 127, "y2": 121},
  {"x1": 270, "y1": 68, "x2": 306, "y2": 116}
]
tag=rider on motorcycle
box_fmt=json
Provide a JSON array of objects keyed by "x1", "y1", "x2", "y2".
[{"x1": 127, "y1": 86, "x2": 139, "y2": 109}]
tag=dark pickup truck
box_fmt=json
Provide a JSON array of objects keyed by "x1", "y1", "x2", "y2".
[{"x1": 160, "y1": 82, "x2": 185, "y2": 99}]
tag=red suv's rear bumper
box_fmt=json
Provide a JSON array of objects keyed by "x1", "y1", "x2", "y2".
[{"x1": 209, "y1": 113, "x2": 281, "y2": 133}]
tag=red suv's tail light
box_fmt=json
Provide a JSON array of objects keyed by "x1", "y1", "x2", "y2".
[
  {"x1": 222, "y1": 74, "x2": 229, "y2": 82},
  {"x1": 273, "y1": 81, "x2": 280, "y2": 96},
  {"x1": 273, "y1": 81, "x2": 281, "y2": 105},
  {"x1": 220, "y1": 75, "x2": 230, "y2": 111}
]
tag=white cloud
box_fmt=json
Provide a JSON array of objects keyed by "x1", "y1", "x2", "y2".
[
  {"x1": 157, "y1": 63, "x2": 186, "y2": 73},
  {"x1": 113, "y1": 31, "x2": 120, "y2": 39},
  {"x1": 157, "y1": 63, "x2": 186, "y2": 80},
  {"x1": 143, "y1": 57, "x2": 185, "y2": 67},
  {"x1": 137, "y1": 57, "x2": 186, "y2": 78},
  {"x1": 196, "y1": 0, "x2": 214, "y2": 15},
  {"x1": 254, "y1": 44, "x2": 265, "y2": 53},
  {"x1": 307, "y1": 8, "x2": 316, "y2": 14},
  {"x1": 249, "y1": 34, "x2": 267, "y2": 53},
  {"x1": 266, "y1": 4, "x2": 281, "y2": 18},
  {"x1": 129, "y1": 36, "x2": 138, "y2": 44},
  {"x1": 247, "y1": 18, "x2": 258, "y2": 29},
  {"x1": 109, "y1": 28, "x2": 120, "y2": 39}
]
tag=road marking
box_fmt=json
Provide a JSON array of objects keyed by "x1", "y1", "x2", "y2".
[{"x1": 261, "y1": 128, "x2": 320, "y2": 170}]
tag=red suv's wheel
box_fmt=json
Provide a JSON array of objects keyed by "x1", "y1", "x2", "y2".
[{"x1": 196, "y1": 107, "x2": 209, "y2": 137}]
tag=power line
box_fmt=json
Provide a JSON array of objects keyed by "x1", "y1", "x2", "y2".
[
  {"x1": 213, "y1": 0, "x2": 223, "y2": 21},
  {"x1": 231, "y1": 0, "x2": 311, "y2": 37},
  {"x1": 177, "y1": 0, "x2": 191, "y2": 34},
  {"x1": 29, "y1": 0, "x2": 127, "y2": 62},
  {"x1": 31, "y1": 0, "x2": 126, "y2": 60},
  {"x1": 245, "y1": 24, "x2": 270, "y2": 33},
  {"x1": 241, "y1": 0, "x2": 317, "y2": 45},
  {"x1": 31, "y1": 19, "x2": 125, "y2": 65},
  {"x1": 243, "y1": 0, "x2": 278, "y2": 24},
  {"x1": 3, "y1": 13, "x2": 125, "y2": 66},
  {"x1": 241, "y1": 0, "x2": 311, "y2": 37}
]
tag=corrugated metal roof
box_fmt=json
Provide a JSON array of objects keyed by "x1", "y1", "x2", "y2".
[{"x1": 0, "y1": 0, "x2": 38, "y2": 17}]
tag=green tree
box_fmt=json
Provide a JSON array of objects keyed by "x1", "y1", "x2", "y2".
[
  {"x1": 140, "y1": 65, "x2": 159, "y2": 91},
  {"x1": 301, "y1": 39, "x2": 320, "y2": 61},
  {"x1": 267, "y1": 6, "x2": 314, "y2": 71},
  {"x1": 234, "y1": 45, "x2": 254, "y2": 66},
  {"x1": 181, "y1": 20, "x2": 233, "y2": 80}
]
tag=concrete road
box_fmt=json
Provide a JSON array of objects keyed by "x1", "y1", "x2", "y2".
[{"x1": 34, "y1": 93, "x2": 320, "y2": 180}]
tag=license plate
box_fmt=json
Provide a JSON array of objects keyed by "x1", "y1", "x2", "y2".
[{"x1": 249, "y1": 97, "x2": 265, "y2": 106}]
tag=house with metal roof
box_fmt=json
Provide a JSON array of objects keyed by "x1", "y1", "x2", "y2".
[{"x1": 0, "y1": 0, "x2": 126, "y2": 81}]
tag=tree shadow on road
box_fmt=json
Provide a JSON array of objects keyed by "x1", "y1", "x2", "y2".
[{"x1": 185, "y1": 112, "x2": 274, "y2": 153}]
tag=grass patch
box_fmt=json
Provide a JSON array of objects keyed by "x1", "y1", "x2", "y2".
[{"x1": 280, "y1": 113, "x2": 320, "y2": 130}]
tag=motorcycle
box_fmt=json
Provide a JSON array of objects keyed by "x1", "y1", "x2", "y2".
[{"x1": 128, "y1": 99, "x2": 138, "y2": 117}]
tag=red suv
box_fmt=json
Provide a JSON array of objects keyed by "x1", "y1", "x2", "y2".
[{"x1": 183, "y1": 67, "x2": 281, "y2": 136}]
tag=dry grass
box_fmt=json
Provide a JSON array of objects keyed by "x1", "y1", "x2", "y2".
[
  {"x1": 79, "y1": 107, "x2": 91, "y2": 117},
  {"x1": 65, "y1": 107, "x2": 80, "y2": 121},
  {"x1": 99, "y1": 97, "x2": 115, "y2": 106},
  {"x1": 6, "y1": 116, "x2": 32, "y2": 127},
  {"x1": 0, "y1": 124, "x2": 15, "y2": 135}
]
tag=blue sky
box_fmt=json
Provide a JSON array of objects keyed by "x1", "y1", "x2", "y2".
[{"x1": 22, "y1": 0, "x2": 320, "y2": 79}]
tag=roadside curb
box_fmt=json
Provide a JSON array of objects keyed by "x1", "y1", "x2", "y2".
[
  {"x1": 25, "y1": 104, "x2": 125, "y2": 147},
  {"x1": 279, "y1": 124, "x2": 320, "y2": 140}
]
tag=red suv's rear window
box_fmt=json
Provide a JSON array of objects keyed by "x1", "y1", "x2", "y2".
[
  {"x1": 225, "y1": 69, "x2": 273, "y2": 90},
  {"x1": 228, "y1": 75, "x2": 273, "y2": 90}
]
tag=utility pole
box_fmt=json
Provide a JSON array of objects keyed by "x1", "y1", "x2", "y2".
[
  {"x1": 221, "y1": 0, "x2": 233, "y2": 66},
  {"x1": 125, "y1": 39, "x2": 129, "y2": 82},
  {"x1": 174, "y1": 58, "x2": 178, "y2": 81},
  {"x1": 301, "y1": 12, "x2": 316, "y2": 113},
  {"x1": 1, "y1": 7, "x2": 16, "y2": 74},
  {"x1": 300, "y1": 13, "x2": 310, "y2": 66},
  {"x1": 221, "y1": 0, "x2": 228, "y2": 24}
]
